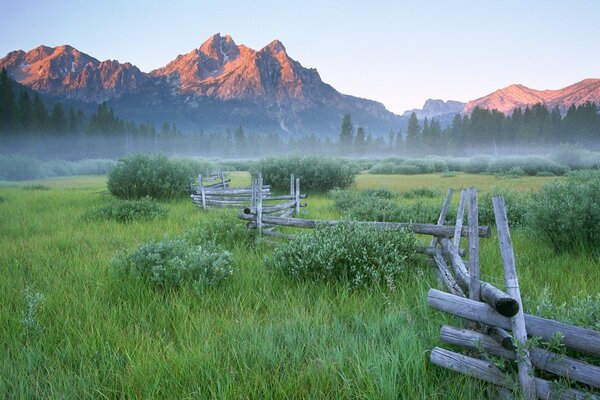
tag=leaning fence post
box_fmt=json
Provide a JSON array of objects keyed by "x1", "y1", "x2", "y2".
[
  {"x1": 199, "y1": 174, "x2": 206, "y2": 210},
  {"x1": 220, "y1": 171, "x2": 226, "y2": 187},
  {"x1": 295, "y1": 178, "x2": 300, "y2": 215},
  {"x1": 467, "y1": 188, "x2": 480, "y2": 301},
  {"x1": 431, "y1": 189, "x2": 454, "y2": 247},
  {"x1": 257, "y1": 173, "x2": 263, "y2": 236},
  {"x1": 251, "y1": 178, "x2": 257, "y2": 208},
  {"x1": 290, "y1": 174, "x2": 295, "y2": 197},
  {"x1": 453, "y1": 190, "x2": 467, "y2": 251},
  {"x1": 493, "y1": 195, "x2": 536, "y2": 400}
]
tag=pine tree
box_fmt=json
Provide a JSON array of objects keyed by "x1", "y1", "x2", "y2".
[
  {"x1": 354, "y1": 126, "x2": 367, "y2": 154},
  {"x1": 406, "y1": 112, "x2": 421, "y2": 154},
  {"x1": 31, "y1": 93, "x2": 48, "y2": 132},
  {"x1": 18, "y1": 91, "x2": 32, "y2": 132},
  {"x1": 339, "y1": 114, "x2": 354, "y2": 153},
  {"x1": 0, "y1": 67, "x2": 17, "y2": 132},
  {"x1": 50, "y1": 103, "x2": 67, "y2": 133}
]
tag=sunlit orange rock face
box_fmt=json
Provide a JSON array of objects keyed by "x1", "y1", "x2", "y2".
[
  {"x1": 0, "y1": 44, "x2": 148, "y2": 102},
  {"x1": 464, "y1": 79, "x2": 600, "y2": 114},
  {"x1": 150, "y1": 34, "x2": 317, "y2": 108}
]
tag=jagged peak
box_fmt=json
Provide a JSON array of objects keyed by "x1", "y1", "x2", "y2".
[{"x1": 263, "y1": 39, "x2": 286, "y2": 54}]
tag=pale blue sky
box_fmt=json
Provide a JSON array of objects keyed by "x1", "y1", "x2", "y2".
[{"x1": 2, "y1": 0, "x2": 599, "y2": 114}]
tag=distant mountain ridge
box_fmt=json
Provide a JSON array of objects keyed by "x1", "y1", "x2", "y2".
[
  {"x1": 0, "y1": 34, "x2": 401, "y2": 135},
  {"x1": 464, "y1": 79, "x2": 600, "y2": 114}
]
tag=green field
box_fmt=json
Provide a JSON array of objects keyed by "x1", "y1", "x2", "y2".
[{"x1": 1, "y1": 172, "x2": 598, "y2": 398}]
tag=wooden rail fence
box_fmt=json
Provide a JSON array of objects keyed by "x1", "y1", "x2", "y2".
[{"x1": 237, "y1": 182, "x2": 600, "y2": 398}]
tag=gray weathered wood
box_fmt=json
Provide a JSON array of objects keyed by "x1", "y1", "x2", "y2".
[
  {"x1": 204, "y1": 187, "x2": 270, "y2": 195},
  {"x1": 493, "y1": 196, "x2": 535, "y2": 400},
  {"x1": 431, "y1": 346, "x2": 599, "y2": 400},
  {"x1": 428, "y1": 288, "x2": 600, "y2": 357},
  {"x1": 295, "y1": 177, "x2": 300, "y2": 215},
  {"x1": 199, "y1": 174, "x2": 206, "y2": 210},
  {"x1": 290, "y1": 174, "x2": 295, "y2": 196},
  {"x1": 467, "y1": 188, "x2": 481, "y2": 301},
  {"x1": 440, "y1": 238, "x2": 519, "y2": 317},
  {"x1": 262, "y1": 230, "x2": 296, "y2": 240},
  {"x1": 488, "y1": 327, "x2": 515, "y2": 351},
  {"x1": 430, "y1": 189, "x2": 454, "y2": 247},
  {"x1": 430, "y1": 347, "x2": 514, "y2": 388},
  {"x1": 257, "y1": 173, "x2": 263, "y2": 236},
  {"x1": 251, "y1": 179, "x2": 256, "y2": 208},
  {"x1": 441, "y1": 325, "x2": 600, "y2": 389},
  {"x1": 237, "y1": 213, "x2": 490, "y2": 237},
  {"x1": 433, "y1": 252, "x2": 466, "y2": 297},
  {"x1": 453, "y1": 190, "x2": 467, "y2": 251}
]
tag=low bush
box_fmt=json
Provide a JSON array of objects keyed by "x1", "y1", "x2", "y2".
[
  {"x1": 252, "y1": 156, "x2": 358, "y2": 192},
  {"x1": 22, "y1": 184, "x2": 50, "y2": 191},
  {"x1": 185, "y1": 213, "x2": 254, "y2": 248},
  {"x1": 0, "y1": 154, "x2": 42, "y2": 181},
  {"x1": 528, "y1": 288, "x2": 600, "y2": 330},
  {"x1": 111, "y1": 237, "x2": 234, "y2": 289},
  {"x1": 331, "y1": 189, "x2": 454, "y2": 224},
  {"x1": 267, "y1": 223, "x2": 418, "y2": 290},
  {"x1": 369, "y1": 162, "x2": 397, "y2": 174},
  {"x1": 84, "y1": 197, "x2": 167, "y2": 223},
  {"x1": 107, "y1": 153, "x2": 198, "y2": 200},
  {"x1": 401, "y1": 187, "x2": 441, "y2": 199},
  {"x1": 463, "y1": 155, "x2": 492, "y2": 174},
  {"x1": 487, "y1": 156, "x2": 568, "y2": 176},
  {"x1": 528, "y1": 171, "x2": 600, "y2": 254},
  {"x1": 478, "y1": 187, "x2": 533, "y2": 227}
]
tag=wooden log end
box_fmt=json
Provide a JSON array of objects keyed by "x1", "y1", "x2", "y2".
[
  {"x1": 243, "y1": 207, "x2": 252, "y2": 214},
  {"x1": 495, "y1": 298, "x2": 520, "y2": 318}
]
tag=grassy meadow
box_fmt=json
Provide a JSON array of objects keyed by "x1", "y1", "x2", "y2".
[{"x1": 1, "y1": 172, "x2": 598, "y2": 398}]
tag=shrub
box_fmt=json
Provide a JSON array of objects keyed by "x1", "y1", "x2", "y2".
[
  {"x1": 487, "y1": 156, "x2": 568, "y2": 176},
  {"x1": 528, "y1": 288, "x2": 600, "y2": 331},
  {"x1": 401, "y1": 187, "x2": 441, "y2": 199},
  {"x1": 185, "y1": 213, "x2": 254, "y2": 249},
  {"x1": 267, "y1": 223, "x2": 418, "y2": 290},
  {"x1": 369, "y1": 162, "x2": 397, "y2": 174},
  {"x1": 463, "y1": 155, "x2": 492, "y2": 174},
  {"x1": 528, "y1": 171, "x2": 600, "y2": 253},
  {"x1": 22, "y1": 184, "x2": 50, "y2": 191},
  {"x1": 0, "y1": 154, "x2": 42, "y2": 181},
  {"x1": 84, "y1": 197, "x2": 167, "y2": 223},
  {"x1": 111, "y1": 237, "x2": 234, "y2": 289},
  {"x1": 252, "y1": 156, "x2": 358, "y2": 192},
  {"x1": 71, "y1": 159, "x2": 117, "y2": 175},
  {"x1": 107, "y1": 153, "x2": 196, "y2": 200},
  {"x1": 331, "y1": 189, "x2": 454, "y2": 224},
  {"x1": 478, "y1": 187, "x2": 533, "y2": 227}
]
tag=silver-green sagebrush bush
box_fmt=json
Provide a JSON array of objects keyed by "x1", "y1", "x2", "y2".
[
  {"x1": 267, "y1": 223, "x2": 418, "y2": 290},
  {"x1": 528, "y1": 171, "x2": 600, "y2": 254},
  {"x1": 111, "y1": 237, "x2": 234, "y2": 289},
  {"x1": 84, "y1": 197, "x2": 167, "y2": 223}
]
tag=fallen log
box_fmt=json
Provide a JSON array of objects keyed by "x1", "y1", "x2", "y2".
[
  {"x1": 430, "y1": 347, "x2": 599, "y2": 400},
  {"x1": 237, "y1": 213, "x2": 490, "y2": 237},
  {"x1": 440, "y1": 325, "x2": 600, "y2": 389},
  {"x1": 428, "y1": 288, "x2": 600, "y2": 357}
]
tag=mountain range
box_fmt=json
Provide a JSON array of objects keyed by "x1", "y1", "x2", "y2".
[
  {"x1": 0, "y1": 34, "x2": 400, "y2": 136},
  {"x1": 1, "y1": 33, "x2": 599, "y2": 135}
]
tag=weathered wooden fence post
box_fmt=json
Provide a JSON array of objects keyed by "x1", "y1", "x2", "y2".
[
  {"x1": 199, "y1": 174, "x2": 206, "y2": 210},
  {"x1": 257, "y1": 173, "x2": 263, "y2": 236},
  {"x1": 251, "y1": 178, "x2": 257, "y2": 208},
  {"x1": 290, "y1": 174, "x2": 295, "y2": 197},
  {"x1": 295, "y1": 178, "x2": 300, "y2": 215},
  {"x1": 453, "y1": 190, "x2": 467, "y2": 252},
  {"x1": 220, "y1": 171, "x2": 226, "y2": 187},
  {"x1": 467, "y1": 188, "x2": 480, "y2": 301},
  {"x1": 493, "y1": 195, "x2": 536, "y2": 400},
  {"x1": 431, "y1": 189, "x2": 453, "y2": 247}
]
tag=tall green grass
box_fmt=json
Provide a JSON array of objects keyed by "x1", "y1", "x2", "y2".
[{"x1": 0, "y1": 173, "x2": 598, "y2": 398}]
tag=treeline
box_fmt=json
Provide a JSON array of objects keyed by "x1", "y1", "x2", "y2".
[{"x1": 3, "y1": 66, "x2": 600, "y2": 159}]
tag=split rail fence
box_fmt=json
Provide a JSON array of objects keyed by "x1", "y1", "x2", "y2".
[{"x1": 238, "y1": 183, "x2": 600, "y2": 398}]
